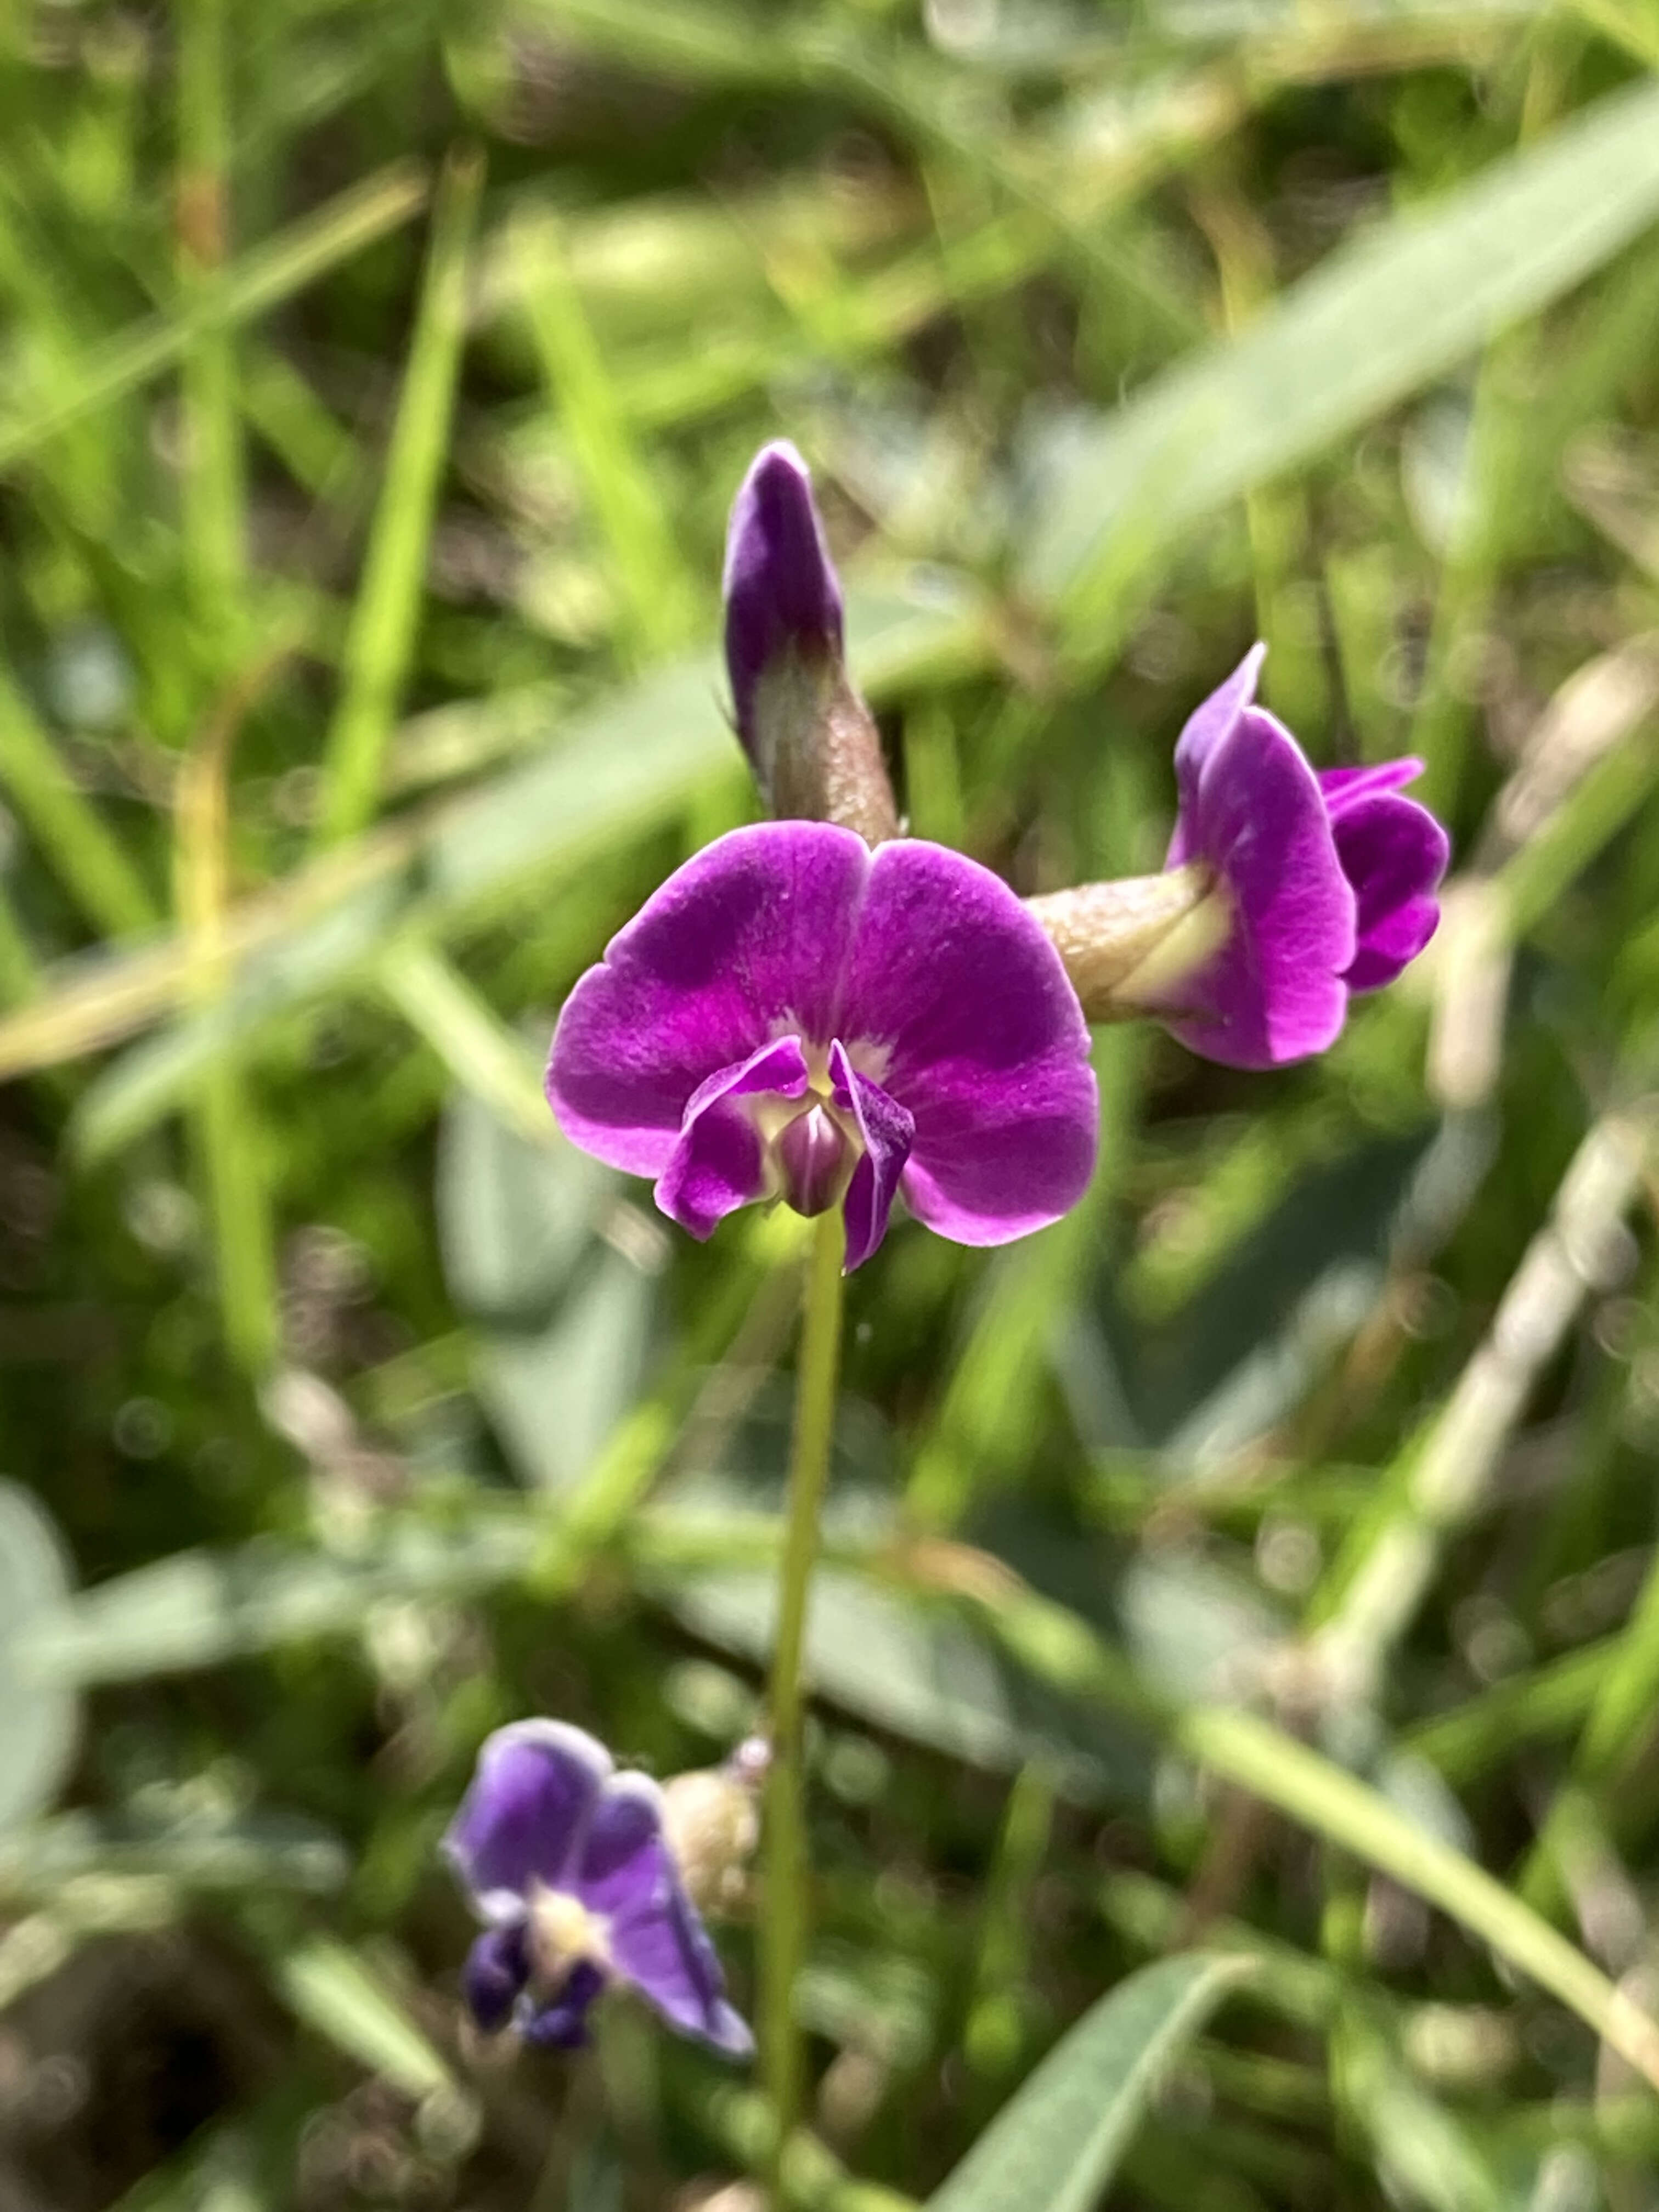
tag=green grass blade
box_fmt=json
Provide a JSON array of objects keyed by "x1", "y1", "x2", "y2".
[
  {"x1": 173, "y1": 692, "x2": 280, "y2": 1378},
  {"x1": 176, "y1": 0, "x2": 245, "y2": 619},
  {"x1": 1177, "y1": 1702, "x2": 1659, "y2": 2092},
  {"x1": 514, "y1": 207, "x2": 691, "y2": 663},
  {"x1": 0, "y1": 661, "x2": 157, "y2": 936},
  {"x1": 1019, "y1": 74, "x2": 1659, "y2": 637},
  {"x1": 378, "y1": 936, "x2": 552, "y2": 1148},
  {"x1": 315, "y1": 147, "x2": 484, "y2": 847},
  {"x1": 0, "y1": 159, "x2": 427, "y2": 471}
]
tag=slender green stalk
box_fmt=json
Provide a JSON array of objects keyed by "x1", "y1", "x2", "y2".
[
  {"x1": 315, "y1": 146, "x2": 483, "y2": 849},
  {"x1": 174, "y1": 675, "x2": 280, "y2": 1379},
  {"x1": 377, "y1": 935, "x2": 552, "y2": 1149},
  {"x1": 1177, "y1": 1704, "x2": 1659, "y2": 2094},
  {"x1": 761, "y1": 1207, "x2": 846, "y2": 2196},
  {"x1": 0, "y1": 879, "x2": 36, "y2": 1008},
  {"x1": 176, "y1": 0, "x2": 245, "y2": 620},
  {"x1": 0, "y1": 664, "x2": 157, "y2": 938},
  {"x1": 515, "y1": 210, "x2": 690, "y2": 664}
]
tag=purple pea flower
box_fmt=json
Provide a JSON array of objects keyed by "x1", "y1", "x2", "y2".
[
  {"x1": 545, "y1": 821, "x2": 1098, "y2": 1270},
  {"x1": 443, "y1": 1720, "x2": 752, "y2": 2057},
  {"x1": 1153, "y1": 645, "x2": 1449, "y2": 1069}
]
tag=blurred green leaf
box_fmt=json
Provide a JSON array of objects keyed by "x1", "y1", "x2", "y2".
[
  {"x1": 274, "y1": 1936, "x2": 458, "y2": 2100},
  {"x1": 925, "y1": 1953, "x2": 1248, "y2": 2212},
  {"x1": 0, "y1": 1480, "x2": 80, "y2": 1832},
  {"x1": 1021, "y1": 75, "x2": 1659, "y2": 634},
  {"x1": 437, "y1": 1086, "x2": 663, "y2": 1492},
  {"x1": 657, "y1": 1559, "x2": 1150, "y2": 1804}
]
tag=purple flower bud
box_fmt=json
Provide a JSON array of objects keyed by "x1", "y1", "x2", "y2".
[
  {"x1": 442, "y1": 1721, "x2": 752, "y2": 2058},
  {"x1": 546, "y1": 822, "x2": 1098, "y2": 1271},
  {"x1": 724, "y1": 441, "x2": 844, "y2": 752},
  {"x1": 721, "y1": 444, "x2": 899, "y2": 847}
]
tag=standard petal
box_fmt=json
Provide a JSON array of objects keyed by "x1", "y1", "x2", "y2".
[
  {"x1": 1163, "y1": 707, "x2": 1357, "y2": 1069},
  {"x1": 521, "y1": 1960, "x2": 607, "y2": 2049},
  {"x1": 656, "y1": 1037, "x2": 809, "y2": 1240},
  {"x1": 546, "y1": 823, "x2": 871, "y2": 1177},
  {"x1": 1330, "y1": 788, "x2": 1449, "y2": 993},
  {"x1": 723, "y1": 440, "x2": 844, "y2": 755},
  {"x1": 1167, "y1": 643, "x2": 1266, "y2": 857},
  {"x1": 442, "y1": 1720, "x2": 612, "y2": 1917},
  {"x1": 462, "y1": 1923, "x2": 530, "y2": 2033},
  {"x1": 575, "y1": 1776, "x2": 753, "y2": 2057},
  {"x1": 828, "y1": 1043, "x2": 913, "y2": 1272},
  {"x1": 838, "y1": 840, "x2": 1098, "y2": 1245}
]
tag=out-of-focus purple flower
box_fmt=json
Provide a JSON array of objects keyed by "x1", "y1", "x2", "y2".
[
  {"x1": 721, "y1": 443, "x2": 898, "y2": 846},
  {"x1": 1149, "y1": 645, "x2": 1449, "y2": 1069},
  {"x1": 443, "y1": 1721, "x2": 752, "y2": 2057},
  {"x1": 545, "y1": 820, "x2": 1098, "y2": 1270}
]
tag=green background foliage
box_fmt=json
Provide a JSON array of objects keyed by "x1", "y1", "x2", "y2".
[{"x1": 3, "y1": 0, "x2": 1659, "y2": 2205}]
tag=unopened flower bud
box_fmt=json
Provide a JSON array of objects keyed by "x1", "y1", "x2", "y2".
[
  {"x1": 1025, "y1": 863, "x2": 1228, "y2": 1023},
  {"x1": 661, "y1": 1740, "x2": 769, "y2": 1917},
  {"x1": 723, "y1": 442, "x2": 899, "y2": 848}
]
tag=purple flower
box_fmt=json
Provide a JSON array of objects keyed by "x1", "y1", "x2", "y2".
[
  {"x1": 545, "y1": 820, "x2": 1098, "y2": 1270},
  {"x1": 443, "y1": 1720, "x2": 752, "y2": 2057},
  {"x1": 1153, "y1": 645, "x2": 1449, "y2": 1069}
]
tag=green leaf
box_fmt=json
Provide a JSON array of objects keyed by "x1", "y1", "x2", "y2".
[
  {"x1": 273, "y1": 1936, "x2": 458, "y2": 2100},
  {"x1": 1334, "y1": 2007, "x2": 1508, "y2": 2212},
  {"x1": 1020, "y1": 75, "x2": 1659, "y2": 629},
  {"x1": 669, "y1": 1562, "x2": 1042, "y2": 1779},
  {"x1": 436, "y1": 1086, "x2": 662, "y2": 1493},
  {"x1": 924, "y1": 1954, "x2": 1248, "y2": 2212},
  {"x1": 0, "y1": 1481, "x2": 80, "y2": 1831},
  {"x1": 17, "y1": 1515, "x2": 538, "y2": 1685}
]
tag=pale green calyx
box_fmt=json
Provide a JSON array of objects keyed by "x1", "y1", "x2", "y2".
[{"x1": 1025, "y1": 864, "x2": 1231, "y2": 1022}]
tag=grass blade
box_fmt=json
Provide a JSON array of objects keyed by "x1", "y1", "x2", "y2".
[
  {"x1": 1019, "y1": 74, "x2": 1659, "y2": 638},
  {"x1": 315, "y1": 147, "x2": 484, "y2": 847},
  {"x1": 0, "y1": 160, "x2": 428, "y2": 473},
  {"x1": 0, "y1": 661, "x2": 157, "y2": 937}
]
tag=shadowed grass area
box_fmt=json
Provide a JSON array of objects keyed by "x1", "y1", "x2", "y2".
[{"x1": 4, "y1": 4, "x2": 1659, "y2": 2209}]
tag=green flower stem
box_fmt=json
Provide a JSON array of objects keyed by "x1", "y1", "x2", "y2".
[{"x1": 761, "y1": 1207, "x2": 847, "y2": 2197}]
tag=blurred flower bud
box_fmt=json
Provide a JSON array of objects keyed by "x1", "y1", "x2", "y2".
[
  {"x1": 723, "y1": 442, "x2": 899, "y2": 847},
  {"x1": 1025, "y1": 864, "x2": 1228, "y2": 1023},
  {"x1": 661, "y1": 1737, "x2": 769, "y2": 1917}
]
